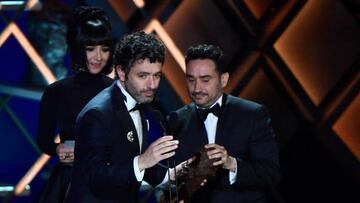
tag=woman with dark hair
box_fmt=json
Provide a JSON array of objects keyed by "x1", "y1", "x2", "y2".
[{"x1": 36, "y1": 6, "x2": 114, "y2": 203}]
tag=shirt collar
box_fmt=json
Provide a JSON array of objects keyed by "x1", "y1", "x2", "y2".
[{"x1": 116, "y1": 80, "x2": 137, "y2": 111}]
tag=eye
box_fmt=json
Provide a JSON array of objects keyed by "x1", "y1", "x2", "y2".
[
  {"x1": 85, "y1": 46, "x2": 95, "y2": 51},
  {"x1": 138, "y1": 73, "x2": 147, "y2": 79},
  {"x1": 201, "y1": 77, "x2": 211, "y2": 82},
  {"x1": 154, "y1": 73, "x2": 162, "y2": 79},
  {"x1": 102, "y1": 47, "x2": 110, "y2": 52}
]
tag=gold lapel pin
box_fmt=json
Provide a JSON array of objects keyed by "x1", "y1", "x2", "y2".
[{"x1": 127, "y1": 131, "x2": 134, "y2": 142}]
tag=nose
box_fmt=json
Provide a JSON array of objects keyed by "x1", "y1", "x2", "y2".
[
  {"x1": 95, "y1": 48, "x2": 102, "y2": 60},
  {"x1": 147, "y1": 77, "x2": 157, "y2": 89},
  {"x1": 193, "y1": 81, "x2": 201, "y2": 93}
]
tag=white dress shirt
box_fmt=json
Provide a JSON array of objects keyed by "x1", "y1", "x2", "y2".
[{"x1": 197, "y1": 95, "x2": 238, "y2": 184}]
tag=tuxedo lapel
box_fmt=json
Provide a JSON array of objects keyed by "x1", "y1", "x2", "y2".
[
  {"x1": 140, "y1": 110, "x2": 148, "y2": 152},
  {"x1": 215, "y1": 94, "x2": 229, "y2": 145},
  {"x1": 111, "y1": 84, "x2": 141, "y2": 154},
  {"x1": 190, "y1": 104, "x2": 209, "y2": 146}
]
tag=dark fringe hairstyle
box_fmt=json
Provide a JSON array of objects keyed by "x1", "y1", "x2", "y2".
[{"x1": 66, "y1": 6, "x2": 114, "y2": 74}]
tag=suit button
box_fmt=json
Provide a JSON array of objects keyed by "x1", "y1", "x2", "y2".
[{"x1": 106, "y1": 162, "x2": 110, "y2": 166}]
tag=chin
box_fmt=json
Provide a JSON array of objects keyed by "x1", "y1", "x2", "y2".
[
  {"x1": 89, "y1": 70, "x2": 102, "y2": 74},
  {"x1": 194, "y1": 100, "x2": 206, "y2": 107},
  {"x1": 140, "y1": 98, "x2": 153, "y2": 104}
]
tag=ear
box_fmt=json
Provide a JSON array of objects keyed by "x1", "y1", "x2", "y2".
[
  {"x1": 116, "y1": 65, "x2": 126, "y2": 82},
  {"x1": 220, "y1": 72, "x2": 229, "y2": 88}
]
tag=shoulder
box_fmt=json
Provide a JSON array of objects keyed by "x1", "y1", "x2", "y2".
[
  {"x1": 225, "y1": 95, "x2": 271, "y2": 119},
  {"x1": 83, "y1": 85, "x2": 113, "y2": 112},
  {"x1": 40, "y1": 77, "x2": 76, "y2": 101},
  {"x1": 47, "y1": 76, "x2": 75, "y2": 89},
  {"x1": 226, "y1": 95, "x2": 263, "y2": 111},
  {"x1": 100, "y1": 75, "x2": 114, "y2": 85},
  {"x1": 43, "y1": 76, "x2": 75, "y2": 93},
  {"x1": 77, "y1": 84, "x2": 118, "y2": 120},
  {"x1": 170, "y1": 103, "x2": 196, "y2": 123},
  {"x1": 175, "y1": 103, "x2": 196, "y2": 115}
]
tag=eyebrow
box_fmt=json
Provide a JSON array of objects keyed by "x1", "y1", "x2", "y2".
[
  {"x1": 186, "y1": 74, "x2": 211, "y2": 78},
  {"x1": 137, "y1": 71, "x2": 162, "y2": 75},
  {"x1": 137, "y1": 71, "x2": 150, "y2": 75}
]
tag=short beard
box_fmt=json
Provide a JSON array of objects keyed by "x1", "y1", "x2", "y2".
[{"x1": 125, "y1": 83, "x2": 154, "y2": 104}]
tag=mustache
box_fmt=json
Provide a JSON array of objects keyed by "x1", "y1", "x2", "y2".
[
  {"x1": 191, "y1": 92, "x2": 207, "y2": 97},
  {"x1": 141, "y1": 89, "x2": 156, "y2": 93}
]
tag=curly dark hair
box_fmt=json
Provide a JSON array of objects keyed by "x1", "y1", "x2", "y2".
[
  {"x1": 185, "y1": 44, "x2": 225, "y2": 74},
  {"x1": 113, "y1": 31, "x2": 165, "y2": 77},
  {"x1": 66, "y1": 6, "x2": 114, "y2": 74}
]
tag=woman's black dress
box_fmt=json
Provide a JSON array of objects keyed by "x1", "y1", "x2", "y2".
[{"x1": 37, "y1": 72, "x2": 113, "y2": 203}]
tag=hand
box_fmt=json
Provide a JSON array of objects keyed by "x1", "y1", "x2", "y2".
[
  {"x1": 170, "y1": 156, "x2": 195, "y2": 181},
  {"x1": 56, "y1": 143, "x2": 74, "y2": 163},
  {"x1": 205, "y1": 144, "x2": 236, "y2": 172},
  {"x1": 138, "y1": 135, "x2": 178, "y2": 171}
]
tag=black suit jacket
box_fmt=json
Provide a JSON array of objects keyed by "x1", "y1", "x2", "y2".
[
  {"x1": 171, "y1": 94, "x2": 281, "y2": 203},
  {"x1": 65, "y1": 82, "x2": 166, "y2": 203}
]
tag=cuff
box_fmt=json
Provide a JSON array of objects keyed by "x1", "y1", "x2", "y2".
[
  {"x1": 134, "y1": 156, "x2": 145, "y2": 182},
  {"x1": 229, "y1": 158, "x2": 238, "y2": 184}
]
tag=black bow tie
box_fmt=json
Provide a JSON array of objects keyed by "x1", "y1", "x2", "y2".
[
  {"x1": 197, "y1": 103, "x2": 221, "y2": 121},
  {"x1": 129, "y1": 104, "x2": 141, "y2": 112}
]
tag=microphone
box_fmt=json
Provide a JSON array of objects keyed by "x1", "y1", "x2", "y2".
[
  {"x1": 151, "y1": 110, "x2": 178, "y2": 165},
  {"x1": 151, "y1": 110, "x2": 179, "y2": 203},
  {"x1": 167, "y1": 111, "x2": 178, "y2": 135},
  {"x1": 151, "y1": 110, "x2": 168, "y2": 135}
]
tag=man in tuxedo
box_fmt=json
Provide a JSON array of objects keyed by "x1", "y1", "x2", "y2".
[
  {"x1": 65, "y1": 31, "x2": 178, "y2": 203},
  {"x1": 171, "y1": 44, "x2": 281, "y2": 203}
]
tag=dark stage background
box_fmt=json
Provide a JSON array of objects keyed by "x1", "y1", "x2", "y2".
[{"x1": 0, "y1": 0, "x2": 359, "y2": 203}]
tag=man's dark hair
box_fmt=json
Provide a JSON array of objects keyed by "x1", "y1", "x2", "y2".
[
  {"x1": 113, "y1": 31, "x2": 165, "y2": 76},
  {"x1": 185, "y1": 44, "x2": 225, "y2": 73},
  {"x1": 67, "y1": 6, "x2": 114, "y2": 74}
]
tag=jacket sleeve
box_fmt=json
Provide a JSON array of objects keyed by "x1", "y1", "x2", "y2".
[
  {"x1": 75, "y1": 109, "x2": 138, "y2": 192},
  {"x1": 233, "y1": 106, "x2": 281, "y2": 188},
  {"x1": 37, "y1": 86, "x2": 59, "y2": 156}
]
